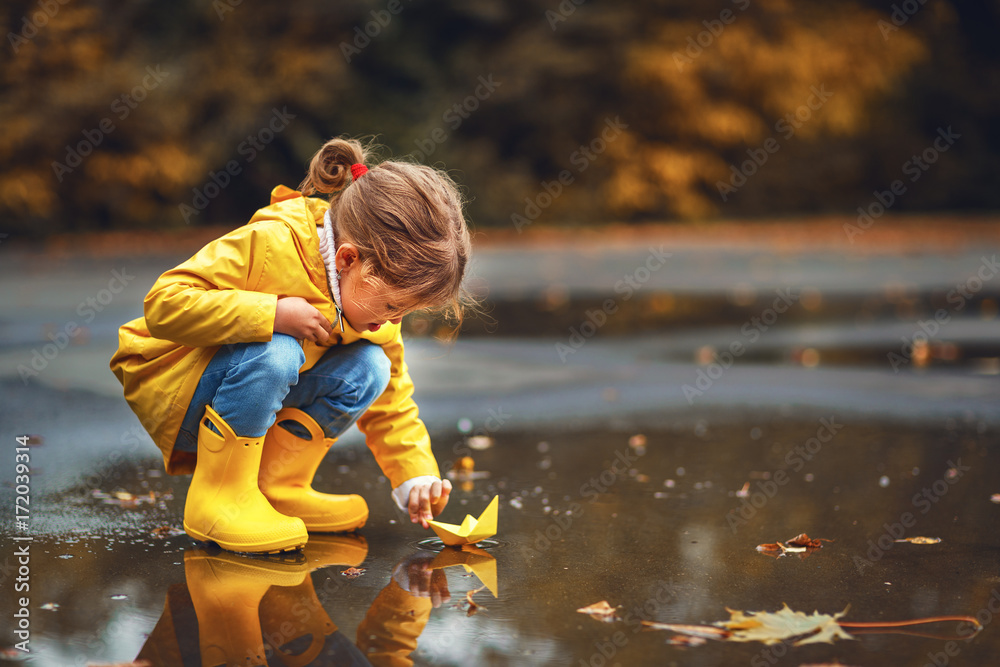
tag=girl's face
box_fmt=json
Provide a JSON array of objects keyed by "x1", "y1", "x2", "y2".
[{"x1": 336, "y1": 243, "x2": 412, "y2": 333}]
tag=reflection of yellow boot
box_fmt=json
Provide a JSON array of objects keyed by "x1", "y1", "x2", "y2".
[
  {"x1": 259, "y1": 574, "x2": 336, "y2": 666},
  {"x1": 303, "y1": 533, "x2": 368, "y2": 571},
  {"x1": 184, "y1": 548, "x2": 310, "y2": 667},
  {"x1": 258, "y1": 408, "x2": 368, "y2": 532},
  {"x1": 184, "y1": 405, "x2": 308, "y2": 554},
  {"x1": 259, "y1": 534, "x2": 370, "y2": 666}
]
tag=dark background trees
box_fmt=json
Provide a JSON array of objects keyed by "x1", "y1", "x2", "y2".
[{"x1": 2, "y1": 0, "x2": 997, "y2": 236}]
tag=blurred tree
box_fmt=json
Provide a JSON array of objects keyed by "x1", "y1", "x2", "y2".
[{"x1": 0, "y1": 0, "x2": 997, "y2": 235}]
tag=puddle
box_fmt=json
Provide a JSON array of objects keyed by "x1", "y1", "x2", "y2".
[
  {"x1": 412, "y1": 537, "x2": 504, "y2": 552},
  {"x1": 1, "y1": 414, "x2": 998, "y2": 665}
]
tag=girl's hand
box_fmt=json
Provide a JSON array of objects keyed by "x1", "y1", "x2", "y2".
[
  {"x1": 408, "y1": 479, "x2": 452, "y2": 529},
  {"x1": 274, "y1": 296, "x2": 333, "y2": 343}
]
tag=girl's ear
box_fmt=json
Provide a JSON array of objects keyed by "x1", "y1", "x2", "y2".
[{"x1": 335, "y1": 243, "x2": 359, "y2": 274}]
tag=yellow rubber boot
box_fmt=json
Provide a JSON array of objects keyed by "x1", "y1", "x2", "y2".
[
  {"x1": 184, "y1": 405, "x2": 308, "y2": 554},
  {"x1": 184, "y1": 548, "x2": 310, "y2": 667},
  {"x1": 258, "y1": 407, "x2": 368, "y2": 532}
]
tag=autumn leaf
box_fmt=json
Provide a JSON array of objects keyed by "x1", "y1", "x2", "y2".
[
  {"x1": 640, "y1": 606, "x2": 984, "y2": 647},
  {"x1": 786, "y1": 534, "x2": 833, "y2": 549},
  {"x1": 757, "y1": 533, "x2": 831, "y2": 557},
  {"x1": 465, "y1": 585, "x2": 487, "y2": 616},
  {"x1": 719, "y1": 605, "x2": 854, "y2": 646},
  {"x1": 894, "y1": 536, "x2": 941, "y2": 544},
  {"x1": 150, "y1": 525, "x2": 183, "y2": 539},
  {"x1": 641, "y1": 606, "x2": 851, "y2": 645},
  {"x1": 577, "y1": 600, "x2": 620, "y2": 622},
  {"x1": 640, "y1": 621, "x2": 730, "y2": 640},
  {"x1": 341, "y1": 567, "x2": 366, "y2": 579}
]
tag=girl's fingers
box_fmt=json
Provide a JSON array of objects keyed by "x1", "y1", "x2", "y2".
[
  {"x1": 408, "y1": 486, "x2": 422, "y2": 523},
  {"x1": 408, "y1": 481, "x2": 451, "y2": 527}
]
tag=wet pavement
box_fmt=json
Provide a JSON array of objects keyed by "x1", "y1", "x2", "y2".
[{"x1": 1, "y1": 230, "x2": 999, "y2": 665}]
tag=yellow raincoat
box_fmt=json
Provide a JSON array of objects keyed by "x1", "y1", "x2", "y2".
[{"x1": 109, "y1": 186, "x2": 439, "y2": 489}]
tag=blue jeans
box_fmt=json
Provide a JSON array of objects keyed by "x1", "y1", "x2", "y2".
[{"x1": 175, "y1": 334, "x2": 392, "y2": 451}]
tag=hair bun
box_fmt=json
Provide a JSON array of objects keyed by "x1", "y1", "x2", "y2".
[{"x1": 299, "y1": 138, "x2": 365, "y2": 195}]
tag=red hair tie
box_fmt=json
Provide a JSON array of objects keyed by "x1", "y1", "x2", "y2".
[{"x1": 350, "y1": 163, "x2": 368, "y2": 180}]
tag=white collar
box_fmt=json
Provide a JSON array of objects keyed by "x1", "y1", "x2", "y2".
[{"x1": 319, "y1": 208, "x2": 345, "y2": 331}]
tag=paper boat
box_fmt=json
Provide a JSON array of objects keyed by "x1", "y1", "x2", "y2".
[
  {"x1": 430, "y1": 545, "x2": 498, "y2": 597},
  {"x1": 427, "y1": 496, "x2": 498, "y2": 546}
]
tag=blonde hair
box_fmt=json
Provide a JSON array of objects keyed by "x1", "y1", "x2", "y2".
[{"x1": 299, "y1": 137, "x2": 473, "y2": 328}]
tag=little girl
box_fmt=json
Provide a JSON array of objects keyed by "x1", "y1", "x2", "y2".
[{"x1": 110, "y1": 137, "x2": 471, "y2": 553}]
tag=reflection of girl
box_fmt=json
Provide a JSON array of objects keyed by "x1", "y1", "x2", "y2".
[
  {"x1": 135, "y1": 541, "x2": 449, "y2": 667},
  {"x1": 111, "y1": 138, "x2": 471, "y2": 553}
]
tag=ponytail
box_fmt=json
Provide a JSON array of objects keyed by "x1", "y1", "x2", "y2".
[{"x1": 298, "y1": 138, "x2": 366, "y2": 196}]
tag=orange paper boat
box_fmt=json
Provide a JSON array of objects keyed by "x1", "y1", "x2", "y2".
[{"x1": 427, "y1": 496, "x2": 499, "y2": 546}]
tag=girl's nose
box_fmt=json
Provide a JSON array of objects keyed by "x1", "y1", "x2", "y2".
[{"x1": 390, "y1": 317, "x2": 403, "y2": 325}]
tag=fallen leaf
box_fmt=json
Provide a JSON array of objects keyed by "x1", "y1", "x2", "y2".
[
  {"x1": 735, "y1": 482, "x2": 750, "y2": 498},
  {"x1": 757, "y1": 533, "x2": 832, "y2": 557},
  {"x1": 641, "y1": 607, "x2": 983, "y2": 647},
  {"x1": 341, "y1": 567, "x2": 366, "y2": 579},
  {"x1": 150, "y1": 525, "x2": 183, "y2": 539},
  {"x1": 640, "y1": 621, "x2": 730, "y2": 640},
  {"x1": 894, "y1": 536, "x2": 941, "y2": 544},
  {"x1": 785, "y1": 534, "x2": 833, "y2": 549},
  {"x1": 465, "y1": 585, "x2": 486, "y2": 616},
  {"x1": 577, "y1": 600, "x2": 620, "y2": 622},
  {"x1": 719, "y1": 605, "x2": 853, "y2": 646},
  {"x1": 990, "y1": 493, "x2": 1000, "y2": 504}
]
